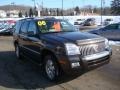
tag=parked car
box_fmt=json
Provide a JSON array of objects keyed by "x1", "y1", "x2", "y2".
[
  {"x1": 0, "y1": 24, "x2": 15, "y2": 35},
  {"x1": 83, "y1": 18, "x2": 96, "y2": 26},
  {"x1": 103, "y1": 18, "x2": 114, "y2": 26},
  {"x1": 74, "y1": 19, "x2": 85, "y2": 25},
  {"x1": 13, "y1": 18, "x2": 112, "y2": 81},
  {"x1": 89, "y1": 23, "x2": 120, "y2": 41}
]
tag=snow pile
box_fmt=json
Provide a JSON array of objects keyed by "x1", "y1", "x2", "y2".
[
  {"x1": 109, "y1": 41, "x2": 120, "y2": 46},
  {"x1": 0, "y1": 15, "x2": 120, "y2": 25}
]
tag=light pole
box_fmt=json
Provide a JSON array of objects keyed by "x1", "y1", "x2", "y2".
[
  {"x1": 72, "y1": 0, "x2": 75, "y2": 16},
  {"x1": 42, "y1": 0, "x2": 43, "y2": 14},
  {"x1": 103, "y1": 0, "x2": 105, "y2": 15},
  {"x1": 32, "y1": 0, "x2": 36, "y2": 8},
  {"x1": 62, "y1": 0, "x2": 63, "y2": 16},
  {"x1": 82, "y1": 0, "x2": 85, "y2": 16},
  {"x1": 101, "y1": 0, "x2": 103, "y2": 25}
]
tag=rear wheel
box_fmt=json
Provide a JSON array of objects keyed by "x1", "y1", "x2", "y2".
[{"x1": 44, "y1": 55, "x2": 60, "y2": 81}]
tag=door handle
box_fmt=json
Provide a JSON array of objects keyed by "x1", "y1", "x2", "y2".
[{"x1": 21, "y1": 36, "x2": 28, "y2": 41}]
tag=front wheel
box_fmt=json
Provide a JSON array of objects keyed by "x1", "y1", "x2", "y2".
[
  {"x1": 15, "y1": 44, "x2": 22, "y2": 59},
  {"x1": 44, "y1": 55, "x2": 60, "y2": 81}
]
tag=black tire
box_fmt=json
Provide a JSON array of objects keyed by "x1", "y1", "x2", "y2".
[
  {"x1": 44, "y1": 55, "x2": 60, "y2": 81},
  {"x1": 15, "y1": 44, "x2": 22, "y2": 59}
]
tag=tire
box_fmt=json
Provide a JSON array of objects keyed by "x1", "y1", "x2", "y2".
[
  {"x1": 44, "y1": 55, "x2": 60, "y2": 81},
  {"x1": 15, "y1": 44, "x2": 22, "y2": 59}
]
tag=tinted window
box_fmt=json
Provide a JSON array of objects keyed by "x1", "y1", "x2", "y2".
[
  {"x1": 15, "y1": 21, "x2": 22, "y2": 34},
  {"x1": 118, "y1": 24, "x2": 120, "y2": 29},
  {"x1": 104, "y1": 24, "x2": 119, "y2": 30},
  {"x1": 20, "y1": 21, "x2": 29, "y2": 34},
  {"x1": 28, "y1": 21, "x2": 37, "y2": 34}
]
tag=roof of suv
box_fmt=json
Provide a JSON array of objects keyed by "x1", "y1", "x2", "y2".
[{"x1": 19, "y1": 17, "x2": 60, "y2": 22}]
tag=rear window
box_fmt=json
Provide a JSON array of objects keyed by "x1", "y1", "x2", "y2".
[
  {"x1": 77, "y1": 19, "x2": 84, "y2": 21},
  {"x1": 105, "y1": 19, "x2": 113, "y2": 21}
]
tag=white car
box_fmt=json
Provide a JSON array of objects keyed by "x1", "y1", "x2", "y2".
[{"x1": 74, "y1": 19, "x2": 85, "y2": 25}]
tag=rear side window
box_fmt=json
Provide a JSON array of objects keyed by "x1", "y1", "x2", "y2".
[
  {"x1": 15, "y1": 21, "x2": 22, "y2": 34},
  {"x1": 28, "y1": 21, "x2": 37, "y2": 34},
  {"x1": 20, "y1": 21, "x2": 29, "y2": 34}
]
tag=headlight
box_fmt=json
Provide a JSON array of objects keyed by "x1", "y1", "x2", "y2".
[
  {"x1": 105, "y1": 39, "x2": 109, "y2": 49},
  {"x1": 65, "y1": 43, "x2": 80, "y2": 55}
]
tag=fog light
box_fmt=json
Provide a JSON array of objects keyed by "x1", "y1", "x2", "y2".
[{"x1": 71, "y1": 62, "x2": 80, "y2": 68}]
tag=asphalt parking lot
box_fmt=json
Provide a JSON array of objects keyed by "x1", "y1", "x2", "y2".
[{"x1": 0, "y1": 36, "x2": 120, "y2": 90}]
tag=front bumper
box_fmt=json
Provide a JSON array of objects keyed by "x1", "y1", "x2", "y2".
[
  {"x1": 82, "y1": 51, "x2": 110, "y2": 61},
  {"x1": 58, "y1": 50, "x2": 112, "y2": 73},
  {"x1": 81, "y1": 51, "x2": 111, "y2": 70}
]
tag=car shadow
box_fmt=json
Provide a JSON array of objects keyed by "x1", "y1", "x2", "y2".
[
  {"x1": 0, "y1": 34, "x2": 12, "y2": 36},
  {"x1": 0, "y1": 51, "x2": 84, "y2": 89}
]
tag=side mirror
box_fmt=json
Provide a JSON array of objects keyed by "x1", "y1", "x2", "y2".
[{"x1": 28, "y1": 31, "x2": 35, "y2": 36}]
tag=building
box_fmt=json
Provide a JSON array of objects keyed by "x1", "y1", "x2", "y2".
[
  {"x1": 0, "y1": 10, "x2": 6, "y2": 17},
  {"x1": 6, "y1": 10, "x2": 19, "y2": 17}
]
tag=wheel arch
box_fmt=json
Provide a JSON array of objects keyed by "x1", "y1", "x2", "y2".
[
  {"x1": 40, "y1": 49, "x2": 61, "y2": 68},
  {"x1": 41, "y1": 49, "x2": 57, "y2": 61},
  {"x1": 14, "y1": 40, "x2": 18, "y2": 47}
]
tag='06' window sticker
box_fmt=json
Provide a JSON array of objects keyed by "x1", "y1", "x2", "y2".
[{"x1": 37, "y1": 21, "x2": 46, "y2": 26}]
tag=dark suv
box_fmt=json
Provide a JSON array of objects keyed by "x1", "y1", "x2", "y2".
[{"x1": 13, "y1": 18, "x2": 112, "y2": 81}]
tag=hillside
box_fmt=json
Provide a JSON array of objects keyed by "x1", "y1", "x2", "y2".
[{"x1": 0, "y1": 5, "x2": 32, "y2": 13}]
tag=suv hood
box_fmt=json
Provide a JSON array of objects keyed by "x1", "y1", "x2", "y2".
[{"x1": 42, "y1": 31, "x2": 101, "y2": 44}]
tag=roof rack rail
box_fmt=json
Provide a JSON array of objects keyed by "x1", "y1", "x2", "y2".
[
  {"x1": 44, "y1": 17, "x2": 56, "y2": 19},
  {"x1": 24, "y1": 17, "x2": 34, "y2": 19},
  {"x1": 19, "y1": 17, "x2": 34, "y2": 21}
]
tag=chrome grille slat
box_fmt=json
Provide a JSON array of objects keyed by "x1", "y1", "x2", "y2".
[
  {"x1": 83, "y1": 46, "x2": 86, "y2": 56},
  {"x1": 87, "y1": 46, "x2": 91, "y2": 55},
  {"x1": 79, "y1": 41, "x2": 105, "y2": 56},
  {"x1": 85, "y1": 46, "x2": 88, "y2": 56},
  {"x1": 82, "y1": 46, "x2": 85, "y2": 56}
]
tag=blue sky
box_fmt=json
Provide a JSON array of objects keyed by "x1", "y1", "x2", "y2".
[{"x1": 0, "y1": 0, "x2": 112, "y2": 9}]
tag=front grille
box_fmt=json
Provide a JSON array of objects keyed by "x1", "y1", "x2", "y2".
[{"x1": 78, "y1": 39, "x2": 105, "y2": 56}]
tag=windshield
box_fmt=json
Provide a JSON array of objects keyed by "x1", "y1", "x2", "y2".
[{"x1": 37, "y1": 20, "x2": 77, "y2": 33}]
